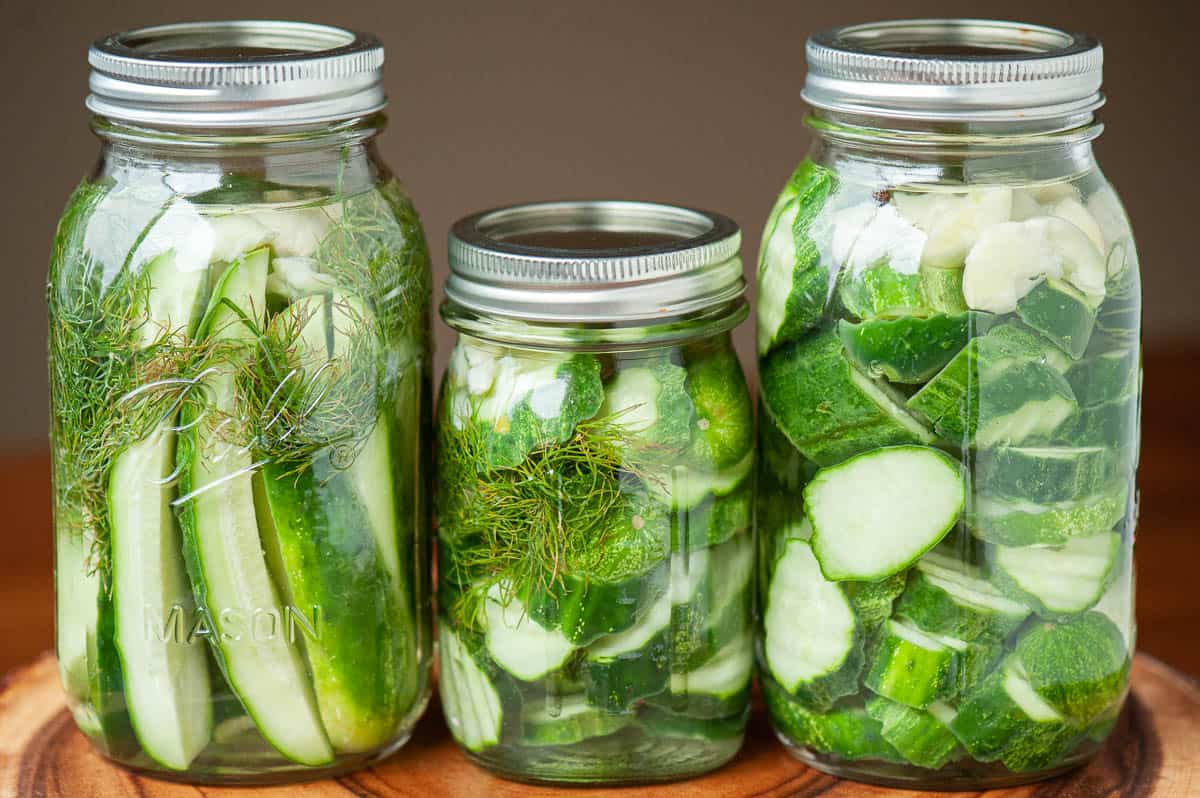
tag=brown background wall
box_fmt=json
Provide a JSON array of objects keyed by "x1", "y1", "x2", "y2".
[{"x1": 2, "y1": 0, "x2": 1196, "y2": 447}]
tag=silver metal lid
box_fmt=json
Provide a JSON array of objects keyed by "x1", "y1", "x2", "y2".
[
  {"x1": 88, "y1": 21, "x2": 385, "y2": 128},
  {"x1": 446, "y1": 201, "x2": 744, "y2": 323},
  {"x1": 803, "y1": 19, "x2": 1104, "y2": 122}
]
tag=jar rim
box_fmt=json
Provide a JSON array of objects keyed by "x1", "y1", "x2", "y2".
[
  {"x1": 803, "y1": 19, "x2": 1104, "y2": 124},
  {"x1": 445, "y1": 200, "x2": 745, "y2": 325},
  {"x1": 87, "y1": 20, "x2": 386, "y2": 129}
]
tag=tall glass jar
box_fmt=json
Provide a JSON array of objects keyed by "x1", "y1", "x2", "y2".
[
  {"x1": 755, "y1": 21, "x2": 1139, "y2": 790},
  {"x1": 48, "y1": 22, "x2": 433, "y2": 783},
  {"x1": 436, "y1": 202, "x2": 755, "y2": 785}
]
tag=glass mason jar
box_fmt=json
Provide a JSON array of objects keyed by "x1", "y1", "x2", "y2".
[
  {"x1": 48, "y1": 23, "x2": 433, "y2": 783},
  {"x1": 436, "y1": 202, "x2": 755, "y2": 785},
  {"x1": 755, "y1": 21, "x2": 1139, "y2": 790}
]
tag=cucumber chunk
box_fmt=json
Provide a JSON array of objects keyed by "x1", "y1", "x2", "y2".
[
  {"x1": 805, "y1": 446, "x2": 964, "y2": 582},
  {"x1": 664, "y1": 629, "x2": 753, "y2": 719},
  {"x1": 637, "y1": 704, "x2": 746, "y2": 742},
  {"x1": 177, "y1": 249, "x2": 334, "y2": 766},
  {"x1": 600, "y1": 359, "x2": 693, "y2": 452},
  {"x1": 866, "y1": 696, "x2": 963, "y2": 770},
  {"x1": 920, "y1": 265, "x2": 968, "y2": 314},
  {"x1": 684, "y1": 348, "x2": 754, "y2": 471},
  {"x1": 439, "y1": 625, "x2": 503, "y2": 753},
  {"x1": 837, "y1": 314, "x2": 973, "y2": 384},
  {"x1": 582, "y1": 547, "x2": 709, "y2": 710},
  {"x1": 895, "y1": 553, "x2": 1030, "y2": 643},
  {"x1": 907, "y1": 325, "x2": 1077, "y2": 448},
  {"x1": 1066, "y1": 347, "x2": 1138, "y2": 408},
  {"x1": 649, "y1": 448, "x2": 754, "y2": 510},
  {"x1": 843, "y1": 572, "x2": 907, "y2": 635},
  {"x1": 949, "y1": 660, "x2": 1081, "y2": 771},
  {"x1": 1014, "y1": 613, "x2": 1129, "y2": 725},
  {"x1": 484, "y1": 584, "x2": 577, "y2": 682},
  {"x1": 990, "y1": 531, "x2": 1122, "y2": 619},
  {"x1": 763, "y1": 678, "x2": 903, "y2": 763},
  {"x1": 1016, "y1": 277, "x2": 1098, "y2": 360},
  {"x1": 836, "y1": 262, "x2": 927, "y2": 320},
  {"x1": 757, "y1": 160, "x2": 836, "y2": 354},
  {"x1": 520, "y1": 694, "x2": 632, "y2": 747},
  {"x1": 974, "y1": 445, "x2": 1117, "y2": 504},
  {"x1": 670, "y1": 532, "x2": 754, "y2": 669},
  {"x1": 761, "y1": 330, "x2": 935, "y2": 467},
  {"x1": 864, "y1": 618, "x2": 997, "y2": 708},
  {"x1": 970, "y1": 485, "x2": 1128, "y2": 547},
  {"x1": 763, "y1": 538, "x2": 863, "y2": 710},
  {"x1": 671, "y1": 484, "x2": 751, "y2": 551}
]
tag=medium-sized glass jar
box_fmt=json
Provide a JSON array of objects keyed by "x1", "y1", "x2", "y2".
[
  {"x1": 49, "y1": 22, "x2": 433, "y2": 784},
  {"x1": 436, "y1": 202, "x2": 755, "y2": 785},
  {"x1": 755, "y1": 20, "x2": 1139, "y2": 791}
]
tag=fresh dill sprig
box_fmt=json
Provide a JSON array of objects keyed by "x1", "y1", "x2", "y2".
[
  {"x1": 48, "y1": 182, "x2": 214, "y2": 575},
  {"x1": 437, "y1": 407, "x2": 655, "y2": 631}
]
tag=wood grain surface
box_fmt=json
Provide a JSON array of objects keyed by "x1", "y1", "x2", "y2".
[{"x1": 0, "y1": 653, "x2": 1197, "y2": 797}]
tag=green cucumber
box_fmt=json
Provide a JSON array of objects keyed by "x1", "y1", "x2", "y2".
[
  {"x1": 520, "y1": 694, "x2": 631, "y2": 746},
  {"x1": 757, "y1": 160, "x2": 836, "y2": 354},
  {"x1": 866, "y1": 696, "x2": 963, "y2": 770},
  {"x1": 684, "y1": 347, "x2": 754, "y2": 471},
  {"x1": 526, "y1": 489, "x2": 669, "y2": 644},
  {"x1": 1014, "y1": 613, "x2": 1130, "y2": 725},
  {"x1": 763, "y1": 678, "x2": 903, "y2": 763},
  {"x1": 637, "y1": 704, "x2": 746, "y2": 742},
  {"x1": 837, "y1": 263, "x2": 928, "y2": 320},
  {"x1": 921, "y1": 265, "x2": 968, "y2": 314},
  {"x1": 439, "y1": 624, "x2": 503, "y2": 753},
  {"x1": 760, "y1": 330, "x2": 935, "y2": 467},
  {"x1": 107, "y1": 250, "x2": 213, "y2": 770},
  {"x1": 836, "y1": 313, "x2": 973, "y2": 384},
  {"x1": 1066, "y1": 347, "x2": 1139, "y2": 408},
  {"x1": 843, "y1": 572, "x2": 907, "y2": 635},
  {"x1": 649, "y1": 448, "x2": 754, "y2": 510},
  {"x1": 948, "y1": 660, "x2": 1081, "y2": 771},
  {"x1": 89, "y1": 571, "x2": 140, "y2": 759},
  {"x1": 177, "y1": 248, "x2": 334, "y2": 766},
  {"x1": 806, "y1": 446, "x2": 964, "y2": 582},
  {"x1": 763, "y1": 538, "x2": 863, "y2": 711},
  {"x1": 864, "y1": 618, "x2": 998, "y2": 708},
  {"x1": 990, "y1": 531, "x2": 1122, "y2": 619},
  {"x1": 600, "y1": 359, "x2": 693, "y2": 452},
  {"x1": 110, "y1": 425, "x2": 212, "y2": 769},
  {"x1": 663, "y1": 629, "x2": 753, "y2": 718},
  {"x1": 1056, "y1": 394, "x2": 1139, "y2": 453},
  {"x1": 974, "y1": 445, "x2": 1117, "y2": 504},
  {"x1": 1015, "y1": 277, "x2": 1098, "y2": 359},
  {"x1": 970, "y1": 485, "x2": 1128, "y2": 546},
  {"x1": 672, "y1": 483, "x2": 751, "y2": 551},
  {"x1": 484, "y1": 584, "x2": 577, "y2": 682},
  {"x1": 895, "y1": 553, "x2": 1029, "y2": 643},
  {"x1": 581, "y1": 547, "x2": 709, "y2": 711},
  {"x1": 670, "y1": 532, "x2": 754, "y2": 669}
]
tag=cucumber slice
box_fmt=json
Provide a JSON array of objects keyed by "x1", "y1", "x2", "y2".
[
  {"x1": 864, "y1": 618, "x2": 997, "y2": 708},
  {"x1": 637, "y1": 704, "x2": 746, "y2": 742},
  {"x1": 843, "y1": 573, "x2": 907, "y2": 635},
  {"x1": 439, "y1": 625, "x2": 503, "y2": 753},
  {"x1": 89, "y1": 572, "x2": 139, "y2": 759},
  {"x1": 895, "y1": 554, "x2": 1029, "y2": 643},
  {"x1": 600, "y1": 359, "x2": 693, "y2": 452},
  {"x1": 990, "y1": 531, "x2": 1122, "y2": 619},
  {"x1": 920, "y1": 265, "x2": 968, "y2": 314},
  {"x1": 949, "y1": 660, "x2": 1081, "y2": 771},
  {"x1": 970, "y1": 485, "x2": 1128, "y2": 547},
  {"x1": 757, "y1": 160, "x2": 836, "y2": 354},
  {"x1": 866, "y1": 696, "x2": 963, "y2": 770},
  {"x1": 484, "y1": 584, "x2": 577, "y2": 682},
  {"x1": 763, "y1": 538, "x2": 863, "y2": 711},
  {"x1": 649, "y1": 448, "x2": 754, "y2": 510},
  {"x1": 836, "y1": 262, "x2": 927, "y2": 320},
  {"x1": 806, "y1": 446, "x2": 964, "y2": 582},
  {"x1": 837, "y1": 314, "x2": 973, "y2": 384},
  {"x1": 1056, "y1": 393, "x2": 1139, "y2": 452},
  {"x1": 1014, "y1": 612, "x2": 1129, "y2": 725},
  {"x1": 110, "y1": 425, "x2": 212, "y2": 770},
  {"x1": 670, "y1": 532, "x2": 754, "y2": 669},
  {"x1": 1066, "y1": 347, "x2": 1139, "y2": 408},
  {"x1": 1094, "y1": 559, "x2": 1136, "y2": 648},
  {"x1": 105, "y1": 250, "x2": 212, "y2": 770},
  {"x1": 582, "y1": 547, "x2": 709, "y2": 710},
  {"x1": 760, "y1": 330, "x2": 935, "y2": 467},
  {"x1": 520, "y1": 694, "x2": 631, "y2": 747},
  {"x1": 1016, "y1": 277, "x2": 1099, "y2": 359},
  {"x1": 665, "y1": 629, "x2": 753, "y2": 718},
  {"x1": 684, "y1": 348, "x2": 754, "y2": 471},
  {"x1": 907, "y1": 326, "x2": 1078, "y2": 447},
  {"x1": 177, "y1": 248, "x2": 334, "y2": 766},
  {"x1": 672, "y1": 483, "x2": 751, "y2": 551},
  {"x1": 974, "y1": 445, "x2": 1117, "y2": 504},
  {"x1": 763, "y1": 678, "x2": 904, "y2": 763}
]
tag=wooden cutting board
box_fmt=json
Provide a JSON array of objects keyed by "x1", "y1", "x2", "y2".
[{"x1": 1, "y1": 652, "x2": 1196, "y2": 797}]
